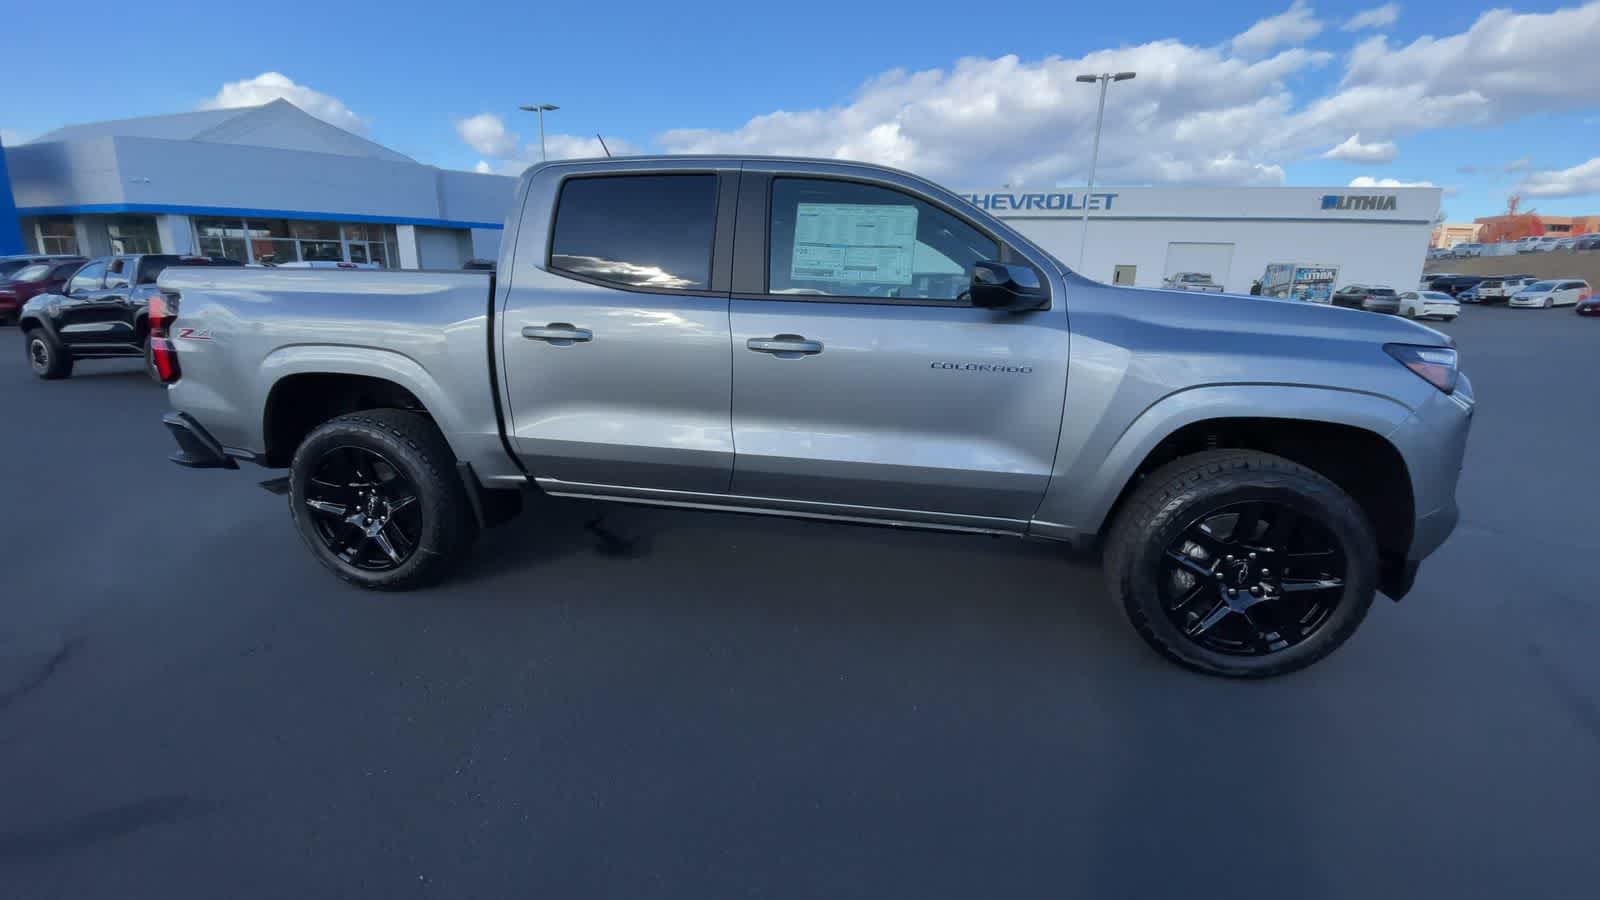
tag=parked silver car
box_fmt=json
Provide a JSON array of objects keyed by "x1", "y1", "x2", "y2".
[{"x1": 152, "y1": 156, "x2": 1474, "y2": 678}]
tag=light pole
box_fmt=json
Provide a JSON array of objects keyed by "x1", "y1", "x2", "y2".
[
  {"x1": 1074, "y1": 71, "x2": 1135, "y2": 271},
  {"x1": 518, "y1": 103, "x2": 560, "y2": 161}
]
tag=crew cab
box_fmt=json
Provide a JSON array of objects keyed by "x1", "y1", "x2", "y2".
[
  {"x1": 157, "y1": 156, "x2": 1474, "y2": 678},
  {"x1": 18, "y1": 253, "x2": 241, "y2": 379}
]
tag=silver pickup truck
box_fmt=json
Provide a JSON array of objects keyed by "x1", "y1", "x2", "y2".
[{"x1": 157, "y1": 156, "x2": 1473, "y2": 677}]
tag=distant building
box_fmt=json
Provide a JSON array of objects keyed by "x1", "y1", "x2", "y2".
[
  {"x1": 5, "y1": 100, "x2": 516, "y2": 268},
  {"x1": 1431, "y1": 222, "x2": 1482, "y2": 248},
  {"x1": 1474, "y1": 213, "x2": 1600, "y2": 244}
]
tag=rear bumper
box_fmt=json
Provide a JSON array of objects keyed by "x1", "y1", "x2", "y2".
[{"x1": 162, "y1": 412, "x2": 238, "y2": 469}]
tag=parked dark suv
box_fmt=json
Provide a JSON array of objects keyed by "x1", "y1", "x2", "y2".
[
  {"x1": 0, "y1": 257, "x2": 86, "y2": 325},
  {"x1": 1330, "y1": 284, "x2": 1400, "y2": 314},
  {"x1": 18, "y1": 254, "x2": 242, "y2": 379}
]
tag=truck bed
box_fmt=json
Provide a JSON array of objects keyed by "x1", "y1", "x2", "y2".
[{"x1": 157, "y1": 266, "x2": 522, "y2": 483}]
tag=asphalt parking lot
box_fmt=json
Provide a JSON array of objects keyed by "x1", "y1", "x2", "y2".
[{"x1": 2, "y1": 306, "x2": 1597, "y2": 899}]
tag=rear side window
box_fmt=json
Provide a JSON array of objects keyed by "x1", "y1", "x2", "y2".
[{"x1": 549, "y1": 175, "x2": 717, "y2": 291}]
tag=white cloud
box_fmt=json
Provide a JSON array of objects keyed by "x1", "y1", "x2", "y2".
[
  {"x1": 652, "y1": 4, "x2": 1600, "y2": 190},
  {"x1": 1349, "y1": 176, "x2": 1434, "y2": 187},
  {"x1": 456, "y1": 113, "x2": 518, "y2": 158},
  {"x1": 660, "y1": 44, "x2": 1336, "y2": 188},
  {"x1": 1504, "y1": 155, "x2": 1531, "y2": 172},
  {"x1": 1322, "y1": 133, "x2": 1398, "y2": 163},
  {"x1": 453, "y1": 110, "x2": 634, "y2": 174},
  {"x1": 1342, "y1": 4, "x2": 1399, "y2": 31},
  {"x1": 200, "y1": 72, "x2": 365, "y2": 134},
  {"x1": 1231, "y1": 2, "x2": 1324, "y2": 57},
  {"x1": 1519, "y1": 156, "x2": 1600, "y2": 197}
]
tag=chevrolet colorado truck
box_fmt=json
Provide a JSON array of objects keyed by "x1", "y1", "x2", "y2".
[{"x1": 156, "y1": 157, "x2": 1474, "y2": 677}]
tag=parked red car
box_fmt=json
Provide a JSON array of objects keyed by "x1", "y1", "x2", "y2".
[{"x1": 0, "y1": 257, "x2": 87, "y2": 325}]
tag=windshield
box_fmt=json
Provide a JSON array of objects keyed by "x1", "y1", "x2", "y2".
[
  {"x1": 1422, "y1": 291, "x2": 1454, "y2": 300},
  {"x1": 1523, "y1": 281, "x2": 1557, "y2": 291},
  {"x1": 10, "y1": 263, "x2": 53, "y2": 282},
  {"x1": 1180, "y1": 273, "x2": 1210, "y2": 282},
  {"x1": 0, "y1": 259, "x2": 36, "y2": 278}
]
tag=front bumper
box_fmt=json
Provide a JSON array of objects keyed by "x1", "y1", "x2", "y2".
[
  {"x1": 1508, "y1": 296, "x2": 1545, "y2": 307},
  {"x1": 162, "y1": 412, "x2": 238, "y2": 469}
]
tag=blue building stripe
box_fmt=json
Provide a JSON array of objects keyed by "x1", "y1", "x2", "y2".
[{"x1": 14, "y1": 202, "x2": 505, "y2": 231}]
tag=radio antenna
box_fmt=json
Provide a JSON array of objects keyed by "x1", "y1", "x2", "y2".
[{"x1": 596, "y1": 134, "x2": 612, "y2": 158}]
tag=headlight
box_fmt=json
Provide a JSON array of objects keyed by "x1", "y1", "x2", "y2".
[{"x1": 1385, "y1": 344, "x2": 1458, "y2": 394}]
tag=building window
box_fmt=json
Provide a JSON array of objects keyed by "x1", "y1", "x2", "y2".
[
  {"x1": 106, "y1": 216, "x2": 162, "y2": 254},
  {"x1": 189, "y1": 218, "x2": 399, "y2": 267},
  {"x1": 30, "y1": 217, "x2": 80, "y2": 255}
]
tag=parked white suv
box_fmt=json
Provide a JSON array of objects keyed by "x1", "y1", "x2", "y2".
[
  {"x1": 1450, "y1": 243, "x2": 1483, "y2": 258},
  {"x1": 1509, "y1": 279, "x2": 1591, "y2": 308}
]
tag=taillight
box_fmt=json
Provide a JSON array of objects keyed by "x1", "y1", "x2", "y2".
[{"x1": 146, "y1": 288, "x2": 181, "y2": 384}]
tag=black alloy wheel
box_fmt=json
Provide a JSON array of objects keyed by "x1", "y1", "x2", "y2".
[
  {"x1": 303, "y1": 445, "x2": 423, "y2": 572},
  {"x1": 1162, "y1": 500, "x2": 1348, "y2": 656},
  {"x1": 27, "y1": 335, "x2": 49, "y2": 374}
]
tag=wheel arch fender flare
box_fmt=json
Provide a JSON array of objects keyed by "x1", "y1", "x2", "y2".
[
  {"x1": 256, "y1": 345, "x2": 470, "y2": 458},
  {"x1": 1034, "y1": 383, "x2": 1415, "y2": 540}
]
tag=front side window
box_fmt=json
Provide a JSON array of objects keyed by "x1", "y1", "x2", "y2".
[
  {"x1": 67, "y1": 260, "x2": 106, "y2": 293},
  {"x1": 768, "y1": 178, "x2": 999, "y2": 302},
  {"x1": 549, "y1": 174, "x2": 717, "y2": 291}
]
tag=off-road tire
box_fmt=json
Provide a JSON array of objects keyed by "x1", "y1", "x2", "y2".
[
  {"x1": 1102, "y1": 450, "x2": 1378, "y2": 678},
  {"x1": 288, "y1": 409, "x2": 475, "y2": 590},
  {"x1": 24, "y1": 327, "x2": 72, "y2": 380}
]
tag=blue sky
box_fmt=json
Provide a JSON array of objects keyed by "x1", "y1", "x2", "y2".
[{"x1": 4, "y1": 1, "x2": 1597, "y2": 220}]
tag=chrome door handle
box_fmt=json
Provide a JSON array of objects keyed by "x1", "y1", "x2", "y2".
[
  {"x1": 522, "y1": 324, "x2": 593, "y2": 344},
  {"x1": 747, "y1": 335, "x2": 823, "y2": 355}
]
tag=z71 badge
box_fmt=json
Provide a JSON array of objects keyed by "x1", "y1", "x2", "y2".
[{"x1": 176, "y1": 327, "x2": 213, "y2": 341}]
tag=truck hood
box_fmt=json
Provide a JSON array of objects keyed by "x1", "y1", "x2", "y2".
[{"x1": 1094, "y1": 284, "x2": 1453, "y2": 348}]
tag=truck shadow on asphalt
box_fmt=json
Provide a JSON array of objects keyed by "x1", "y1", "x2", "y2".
[
  {"x1": 0, "y1": 795, "x2": 204, "y2": 864},
  {"x1": 446, "y1": 491, "x2": 1123, "y2": 637}
]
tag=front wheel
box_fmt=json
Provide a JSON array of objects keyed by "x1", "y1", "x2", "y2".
[
  {"x1": 23, "y1": 328, "x2": 72, "y2": 379},
  {"x1": 1102, "y1": 450, "x2": 1378, "y2": 678},
  {"x1": 1544, "y1": 298, "x2": 1553, "y2": 309},
  {"x1": 1404, "y1": 306, "x2": 1418, "y2": 318},
  {"x1": 288, "y1": 409, "x2": 476, "y2": 590}
]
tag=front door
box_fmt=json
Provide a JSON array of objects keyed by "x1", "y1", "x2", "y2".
[
  {"x1": 55, "y1": 258, "x2": 109, "y2": 346},
  {"x1": 500, "y1": 168, "x2": 737, "y2": 494},
  {"x1": 727, "y1": 172, "x2": 1070, "y2": 525}
]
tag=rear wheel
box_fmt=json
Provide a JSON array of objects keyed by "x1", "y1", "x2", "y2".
[
  {"x1": 23, "y1": 328, "x2": 72, "y2": 380},
  {"x1": 1103, "y1": 450, "x2": 1378, "y2": 678},
  {"x1": 289, "y1": 409, "x2": 475, "y2": 590}
]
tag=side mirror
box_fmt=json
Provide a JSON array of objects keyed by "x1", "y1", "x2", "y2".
[{"x1": 970, "y1": 261, "x2": 1047, "y2": 311}]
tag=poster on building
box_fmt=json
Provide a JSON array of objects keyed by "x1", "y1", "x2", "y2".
[
  {"x1": 790, "y1": 203, "x2": 919, "y2": 285},
  {"x1": 1260, "y1": 263, "x2": 1337, "y2": 303}
]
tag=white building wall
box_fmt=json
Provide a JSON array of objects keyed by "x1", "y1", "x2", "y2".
[
  {"x1": 1009, "y1": 218, "x2": 1433, "y2": 294},
  {"x1": 964, "y1": 185, "x2": 1441, "y2": 295}
]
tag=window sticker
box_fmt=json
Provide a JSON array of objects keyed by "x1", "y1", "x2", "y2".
[{"x1": 789, "y1": 203, "x2": 919, "y2": 286}]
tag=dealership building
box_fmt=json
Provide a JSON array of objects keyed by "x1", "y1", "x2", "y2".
[
  {"x1": 5, "y1": 100, "x2": 1439, "y2": 291},
  {"x1": 4, "y1": 100, "x2": 516, "y2": 268},
  {"x1": 959, "y1": 186, "x2": 1440, "y2": 294}
]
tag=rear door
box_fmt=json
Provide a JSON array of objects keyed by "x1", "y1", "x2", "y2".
[
  {"x1": 724, "y1": 166, "x2": 1070, "y2": 525},
  {"x1": 499, "y1": 164, "x2": 738, "y2": 494}
]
